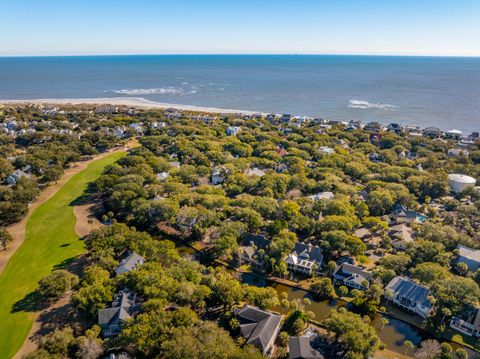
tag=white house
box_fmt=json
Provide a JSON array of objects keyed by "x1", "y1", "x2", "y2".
[
  {"x1": 385, "y1": 276, "x2": 433, "y2": 318},
  {"x1": 285, "y1": 243, "x2": 323, "y2": 276}
]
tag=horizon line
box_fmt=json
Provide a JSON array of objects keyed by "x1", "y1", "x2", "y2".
[{"x1": 1, "y1": 52, "x2": 480, "y2": 59}]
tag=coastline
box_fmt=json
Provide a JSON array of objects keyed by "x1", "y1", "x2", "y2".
[{"x1": 0, "y1": 97, "x2": 258, "y2": 115}]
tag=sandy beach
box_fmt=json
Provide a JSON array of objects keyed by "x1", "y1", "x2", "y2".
[{"x1": 0, "y1": 97, "x2": 258, "y2": 115}]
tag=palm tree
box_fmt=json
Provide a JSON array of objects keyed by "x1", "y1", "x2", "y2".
[
  {"x1": 380, "y1": 317, "x2": 389, "y2": 331},
  {"x1": 404, "y1": 340, "x2": 414, "y2": 356}
]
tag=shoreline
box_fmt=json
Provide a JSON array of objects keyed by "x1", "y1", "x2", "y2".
[
  {"x1": 0, "y1": 97, "x2": 258, "y2": 115},
  {"x1": 1, "y1": 97, "x2": 478, "y2": 133}
]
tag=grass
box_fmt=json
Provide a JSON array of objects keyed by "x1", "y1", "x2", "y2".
[{"x1": 0, "y1": 151, "x2": 125, "y2": 359}]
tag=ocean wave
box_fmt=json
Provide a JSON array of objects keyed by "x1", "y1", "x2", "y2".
[
  {"x1": 113, "y1": 87, "x2": 197, "y2": 96},
  {"x1": 348, "y1": 100, "x2": 396, "y2": 110}
]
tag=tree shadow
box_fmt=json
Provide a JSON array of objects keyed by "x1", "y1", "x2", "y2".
[{"x1": 11, "y1": 291, "x2": 48, "y2": 313}]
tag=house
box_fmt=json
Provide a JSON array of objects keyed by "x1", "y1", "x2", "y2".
[
  {"x1": 385, "y1": 276, "x2": 433, "y2": 318},
  {"x1": 280, "y1": 114, "x2": 292, "y2": 123},
  {"x1": 115, "y1": 251, "x2": 145, "y2": 276},
  {"x1": 448, "y1": 148, "x2": 469, "y2": 157},
  {"x1": 245, "y1": 167, "x2": 266, "y2": 177},
  {"x1": 389, "y1": 224, "x2": 415, "y2": 250},
  {"x1": 333, "y1": 263, "x2": 372, "y2": 290},
  {"x1": 318, "y1": 146, "x2": 335, "y2": 155},
  {"x1": 157, "y1": 172, "x2": 169, "y2": 181},
  {"x1": 211, "y1": 166, "x2": 228, "y2": 185},
  {"x1": 226, "y1": 126, "x2": 241, "y2": 136},
  {"x1": 424, "y1": 126, "x2": 443, "y2": 138},
  {"x1": 449, "y1": 304, "x2": 480, "y2": 337},
  {"x1": 390, "y1": 204, "x2": 426, "y2": 224},
  {"x1": 308, "y1": 192, "x2": 334, "y2": 202},
  {"x1": 234, "y1": 305, "x2": 282, "y2": 355},
  {"x1": 364, "y1": 121, "x2": 383, "y2": 132},
  {"x1": 168, "y1": 161, "x2": 181, "y2": 169},
  {"x1": 289, "y1": 335, "x2": 325, "y2": 359},
  {"x1": 386, "y1": 123, "x2": 404, "y2": 134},
  {"x1": 6, "y1": 169, "x2": 31, "y2": 185},
  {"x1": 454, "y1": 245, "x2": 480, "y2": 272},
  {"x1": 369, "y1": 153, "x2": 383, "y2": 163},
  {"x1": 445, "y1": 129, "x2": 463, "y2": 140},
  {"x1": 239, "y1": 233, "x2": 271, "y2": 270},
  {"x1": 347, "y1": 120, "x2": 364, "y2": 130},
  {"x1": 285, "y1": 243, "x2": 323, "y2": 276},
  {"x1": 98, "y1": 290, "x2": 139, "y2": 337}
]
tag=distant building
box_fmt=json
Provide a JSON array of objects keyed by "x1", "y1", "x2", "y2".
[
  {"x1": 423, "y1": 126, "x2": 443, "y2": 138},
  {"x1": 6, "y1": 169, "x2": 31, "y2": 185},
  {"x1": 385, "y1": 276, "x2": 433, "y2": 318},
  {"x1": 364, "y1": 121, "x2": 383, "y2": 132},
  {"x1": 98, "y1": 290, "x2": 139, "y2": 337},
  {"x1": 211, "y1": 166, "x2": 228, "y2": 185},
  {"x1": 226, "y1": 126, "x2": 241, "y2": 136},
  {"x1": 448, "y1": 174, "x2": 477, "y2": 194},
  {"x1": 234, "y1": 305, "x2": 282, "y2": 356},
  {"x1": 115, "y1": 251, "x2": 145, "y2": 276},
  {"x1": 390, "y1": 204, "x2": 426, "y2": 224},
  {"x1": 333, "y1": 263, "x2": 372, "y2": 290},
  {"x1": 157, "y1": 172, "x2": 169, "y2": 181},
  {"x1": 386, "y1": 123, "x2": 404, "y2": 134},
  {"x1": 450, "y1": 304, "x2": 480, "y2": 337},
  {"x1": 445, "y1": 129, "x2": 462, "y2": 140},
  {"x1": 285, "y1": 243, "x2": 323, "y2": 276},
  {"x1": 454, "y1": 245, "x2": 480, "y2": 273},
  {"x1": 308, "y1": 192, "x2": 334, "y2": 202},
  {"x1": 245, "y1": 167, "x2": 266, "y2": 177},
  {"x1": 448, "y1": 148, "x2": 469, "y2": 157},
  {"x1": 318, "y1": 146, "x2": 335, "y2": 156}
]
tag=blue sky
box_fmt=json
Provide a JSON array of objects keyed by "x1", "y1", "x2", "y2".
[{"x1": 2, "y1": 0, "x2": 480, "y2": 56}]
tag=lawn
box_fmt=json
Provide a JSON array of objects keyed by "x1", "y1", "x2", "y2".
[{"x1": 0, "y1": 151, "x2": 125, "y2": 359}]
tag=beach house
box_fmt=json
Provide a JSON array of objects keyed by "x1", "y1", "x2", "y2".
[{"x1": 98, "y1": 290, "x2": 139, "y2": 337}]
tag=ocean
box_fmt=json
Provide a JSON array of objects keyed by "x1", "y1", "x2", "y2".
[{"x1": 0, "y1": 55, "x2": 479, "y2": 132}]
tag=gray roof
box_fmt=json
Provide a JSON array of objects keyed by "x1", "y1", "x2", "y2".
[
  {"x1": 455, "y1": 245, "x2": 480, "y2": 272},
  {"x1": 234, "y1": 305, "x2": 282, "y2": 353},
  {"x1": 115, "y1": 251, "x2": 145, "y2": 275},
  {"x1": 242, "y1": 233, "x2": 270, "y2": 250},
  {"x1": 333, "y1": 263, "x2": 372, "y2": 285},
  {"x1": 286, "y1": 243, "x2": 323, "y2": 268},
  {"x1": 98, "y1": 290, "x2": 137, "y2": 328},
  {"x1": 386, "y1": 276, "x2": 432, "y2": 307},
  {"x1": 289, "y1": 336, "x2": 325, "y2": 359}
]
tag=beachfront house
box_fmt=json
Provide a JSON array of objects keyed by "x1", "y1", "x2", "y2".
[
  {"x1": 239, "y1": 233, "x2": 271, "y2": 271},
  {"x1": 385, "y1": 276, "x2": 433, "y2": 319},
  {"x1": 234, "y1": 305, "x2": 282, "y2": 356},
  {"x1": 289, "y1": 334, "x2": 325, "y2": 359},
  {"x1": 386, "y1": 123, "x2": 404, "y2": 134},
  {"x1": 364, "y1": 121, "x2": 383, "y2": 132},
  {"x1": 98, "y1": 290, "x2": 139, "y2": 337},
  {"x1": 332, "y1": 263, "x2": 372, "y2": 291},
  {"x1": 115, "y1": 251, "x2": 145, "y2": 276},
  {"x1": 424, "y1": 126, "x2": 443, "y2": 138},
  {"x1": 449, "y1": 304, "x2": 480, "y2": 337},
  {"x1": 445, "y1": 129, "x2": 463, "y2": 140},
  {"x1": 285, "y1": 243, "x2": 323, "y2": 276},
  {"x1": 454, "y1": 245, "x2": 480, "y2": 273}
]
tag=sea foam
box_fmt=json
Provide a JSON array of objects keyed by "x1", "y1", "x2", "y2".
[
  {"x1": 348, "y1": 100, "x2": 396, "y2": 110},
  {"x1": 113, "y1": 87, "x2": 197, "y2": 96}
]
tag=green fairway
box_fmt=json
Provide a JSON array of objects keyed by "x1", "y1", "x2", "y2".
[{"x1": 0, "y1": 151, "x2": 125, "y2": 359}]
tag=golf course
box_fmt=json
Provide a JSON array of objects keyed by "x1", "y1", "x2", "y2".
[{"x1": 0, "y1": 150, "x2": 126, "y2": 359}]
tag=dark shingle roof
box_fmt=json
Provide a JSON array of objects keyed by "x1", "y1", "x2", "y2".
[
  {"x1": 289, "y1": 336, "x2": 325, "y2": 359},
  {"x1": 234, "y1": 305, "x2": 282, "y2": 353},
  {"x1": 386, "y1": 277, "x2": 431, "y2": 305}
]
